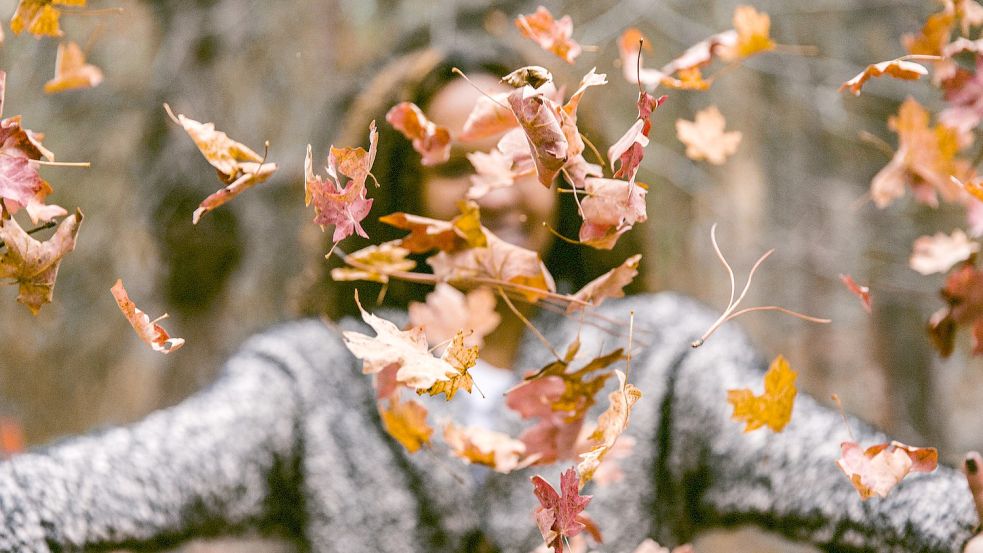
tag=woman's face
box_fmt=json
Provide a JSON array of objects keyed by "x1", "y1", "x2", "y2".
[{"x1": 422, "y1": 75, "x2": 557, "y2": 253}]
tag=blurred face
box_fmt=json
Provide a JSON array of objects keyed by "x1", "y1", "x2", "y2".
[{"x1": 422, "y1": 75, "x2": 557, "y2": 253}]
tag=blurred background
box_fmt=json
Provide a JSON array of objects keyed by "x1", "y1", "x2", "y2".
[{"x1": 0, "y1": 0, "x2": 970, "y2": 551}]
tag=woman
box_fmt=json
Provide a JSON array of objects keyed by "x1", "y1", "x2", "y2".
[{"x1": 0, "y1": 38, "x2": 981, "y2": 553}]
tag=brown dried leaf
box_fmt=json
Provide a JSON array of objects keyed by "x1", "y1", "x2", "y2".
[
  {"x1": 110, "y1": 279, "x2": 185, "y2": 354},
  {"x1": 0, "y1": 209, "x2": 82, "y2": 314}
]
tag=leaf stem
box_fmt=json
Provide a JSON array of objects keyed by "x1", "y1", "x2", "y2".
[{"x1": 0, "y1": 219, "x2": 57, "y2": 250}]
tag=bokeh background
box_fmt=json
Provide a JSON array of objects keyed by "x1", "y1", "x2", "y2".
[{"x1": 0, "y1": 0, "x2": 970, "y2": 551}]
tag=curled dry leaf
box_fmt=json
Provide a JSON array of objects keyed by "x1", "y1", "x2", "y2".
[
  {"x1": 609, "y1": 93, "x2": 667, "y2": 184},
  {"x1": 578, "y1": 178, "x2": 648, "y2": 250},
  {"x1": 837, "y1": 440, "x2": 938, "y2": 499},
  {"x1": 839, "y1": 273, "x2": 872, "y2": 314},
  {"x1": 408, "y1": 283, "x2": 500, "y2": 348},
  {"x1": 164, "y1": 104, "x2": 278, "y2": 223},
  {"x1": 110, "y1": 279, "x2": 185, "y2": 354},
  {"x1": 443, "y1": 422, "x2": 529, "y2": 473},
  {"x1": 515, "y1": 6, "x2": 581, "y2": 64},
  {"x1": 576, "y1": 370, "x2": 642, "y2": 487},
  {"x1": 44, "y1": 41, "x2": 104, "y2": 94},
  {"x1": 675, "y1": 106, "x2": 742, "y2": 165},
  {"x1": 380, "y1": 200, "x2": 486, "y2": 254},
  {"x1": 727, "y1": 354, "x2": 797, "y2": 433},
  {"x1": 379, "y1": 396, "x2": 433, "y2": 454},
  {"x1": 839, "y1": 59, "x2": 928, "y2": 96},
  {"x1": 0, "y1": 209, "x2": 82, "y2": 314},
  {"x1": 305, "y1": 122, "x2": 378, "y2": 242},
  {"x1": 386, "y1": 102, "x2": 451, "y2": 166},
  {"x1": 506, "y1": 86, "x2": 567, "y2": 187},
  {"x1": 10, "y1": 0, "x2": 84, "y2": 38},
  {"x1": 910, "y1": 229, "x2": 980, "y2": 275},
  {"x1": 567, "y1": 254, "x2": 641, "y2": 313},
  {"x1": 531, "y1": 468, "x2": 594, "y2": 553},
  {"x1": 330, "y1": 241, "x2": 415, "y2": 284},
  {"x1": 502, "y1": 66, "x2": 554, "y2": 89}
]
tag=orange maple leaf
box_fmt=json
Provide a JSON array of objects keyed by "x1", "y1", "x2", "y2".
[
  {"x1": 727, "y1": 354, "x2": 797, "y2": 433},
  {"x1": 379, "y1": 397, "x2": 432, "y2": 453},
  {"x1": 515, "y1": 6, "x2": 582, "y2": 64},
  {"x1": 44, "y1": 41, "x2": 103, "y2": 94}
]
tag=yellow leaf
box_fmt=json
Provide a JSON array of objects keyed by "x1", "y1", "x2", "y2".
[
  {"x1": 727, "y1": 354, "x2": 797, "y2": 432},
  {"x1": 732, "y1": 5, "x2": 775, "y2": 59},
  {"x1": 379, "y1": 397, "x2": 432, "y2": 453},
  {"x1": 330, "y1": 241, "x2": 416, "y2": 284},
  {"x1": 420, "y1": 330, "x2": 479, "y2": 401},
  {"x1": 44, "y1": 41, "x2": 103, "y2": 94}
]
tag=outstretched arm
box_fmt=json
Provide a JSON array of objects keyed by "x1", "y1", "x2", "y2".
[{"x1": 0, "y1": 345, "x2": 303, "y2": 552}]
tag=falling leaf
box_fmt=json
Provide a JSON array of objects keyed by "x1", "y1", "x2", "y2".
[
  {"x1": 379, "y1": 396, "x2": 433, "y2": 453},
  {"x1": 727, "y1": 354, "x2": 797, "y2": 432},
  {"x1": 386, "y1": 102, "x2": 452, "y2": 166},
  {"x1": 10, "y1": 0, "x2": 84, "y2": 38},
  {"x1": 110, "y1": 279, "x2": 185, "y2": 354},
  {"x1": 330, "y1": 241, "x2": 416, "y2": 284},
  {"x1": 164, "y1": 104, "x2": 278, "y2": 223},
  {"x1": 305, "y1": 122, "x2": 377, "y2": 242},
  {"x1": 531, "y1": 468, "x2": 594, "y2": 553},
  {"x1": 380, "y1": 201, "x2": 487, "y2": 254},
  {"x1": 418, "y1": 330, "x2": 479, "y2": 401},
  {"x1": 43, "y1": 41, "x2": 104, "y2": 94},
  {"x1": 910, "y1": 229, "x2": 980, "y2": 275},
  {"x1": 567, "y1": 254, "x2": 641, "y2": 313},
  {"x1": 0, "y1": 209, "x2": 82, "y2": 314},
  {"x1": 502, "y1": 66, "x2": 554, "y2": 89},
  {"x1": 578, "y1": 178, "x2": 648, "y2": 250},
  {"x1": 467, "y1": 149, "x2": 516, "y2": 199},
  {"x1": 460, "y1": 92, "x2": 517, "y2": 142},
  {"x1": 839, "y1": 274, "x2": 872, "y2": 314},
  {"x1": 408, "y1": 283, "x2": 500, "y2": 348},
  {"x1": 721, "y1": 5, "x2": 776, "y2": 61},
  {"x1": 839, "y1": 59, "x2": 928, "y2": 96},
  {"x1": 903, "y1": 8, "x2": 955, "y2": 56},
  {"x1": 506, "y1": 86, "x2": 568, "y2": 187},
  {"x1": 928, "y1": 262, "x2": 983, "y2": 356},
  {"x1": 675, "y1": 106, "x2": 742, "y2": 165},
  {"x1": 559, "y1": 69, "x2": 607, "y2": 166},
  {"x1": 443, "y1": 422, "x2": 529, "y2": 473},
  {"x1": 837, "y1": 440, "x2": 938, "y2": 499},
  {"x1": 630, "y1": 539, "x2": 695, "y2": 553},
  {"x1": 515, "y1": 6, "x2": 582, "y2": 64},
  {"x1": 609, "y1": 93, "x2": 667, "y2": 183},
  {"x1": 577, "y1": 370, "x2": 642, "y2": 487}
]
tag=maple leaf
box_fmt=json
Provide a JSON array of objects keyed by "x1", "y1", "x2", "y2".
[
  {"x1": 576, "y1": 370, "x2": 642, "y2": 487},
  {"x1": 506, "y1": 86, "x2": 568, "y2": 188},
  {"x1": 0, "y1": 208, "x2": 82, "y2": 314},
  {"x1": 578, "y1": 178, "x2": 648, "y2": 250},
  {"x1": 675, "y1": 106, "x2": 742, "y2": 165},
  {"x1": 330, "y1": 241, "x2": 416, "y2": 284},
  {"x1": 460, "y1": 92, "x2": 517, "y2": 142},
  {"x1": 443, "y1": 422, "x2": 529, "y2": 473},
  {"x1": 531, "y1": 468, "x2": 593, "y2": 553},
  {"x1": 928, "y1": 262, "x2": 983, "y2": 356},
  {"x1": 727, "y1": 354, "x2": 797, "y2": 433},
  {"x1": 408, "y1": 283, "x2": 500, "y2": 349},
  {"x1": 839, "y1": 273, "x2": 872, "y2": 314},
  {"x1": 381, "y1": 201, "x2": 487, "y2": 254},
  {"x1": 110, "y1": 279, "x2": 185, "y2": 354},
  {"x1": 910, "y1": 230, "x2": 980, "y2": 275},
  {"x1": 567, "y1": 254, "x2": 641, "y2": 313},
  {"x1": 720, "y1": 5, "x2": 776, "y2": 61},
  {"x1": 342, "y1": 291, "x2": 455, "y2": 390},
  {"x1": 43, "y1": 41, "x2": 104, "y2": 94},
  {"x1": 837, "y1": 440, "x2": 938, "y2": 499},
  {"x1": 164, "y1": 104, "x2": 278, "y2": 223},
  {"x1": 10, "y1": 0, "x2": 84, "y2": 38},
  {"x1": 305, "y1": 122, "x2": 378, "y2": 242},
  {"x1": 839, "y1": 59, "x2": 928, "y2": 97},
  {"x1": 515, "y1": 6, "x2": 581, "y2": 64},
  {"x1": 609, "y1": 93, "x2": 667, "y2": 184},
  {"x1": 467, "y1": 149, "x2": 516, "y2": 199},
  {"x1": 379, "y1": 396, "x2": 433, "y2": 454},
  {"x1": 903, "y1": 7, "x2": 955, "y2": 56},
  {"x1": 418, "y1": 330, "x2": 479, "y2": 401},
  {"x1": 386, "y1": 102, "x2": 451, "y2": 166}
]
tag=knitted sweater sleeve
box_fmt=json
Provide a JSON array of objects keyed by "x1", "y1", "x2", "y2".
[
  {"x1": 0, "y1": 339, "x2": 304, "y2": 552},
  {"x1": 656, "y1": 294, "x2": 980, "y2": 552}
]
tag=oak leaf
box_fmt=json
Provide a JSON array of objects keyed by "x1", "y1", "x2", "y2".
[
  {"x1": 727, "y1": 354, "x2": 796, "y2": 432},
  {"x1": 110, "y1": 279, "x2": 185, "y2": 354},
  {"x1": 675, "y1": 106, "x2": 742, "y2": 165},
  {"x1": 443, "y1": 422, "x2": 529, "y2": 473},
  {"x1": 910, "y1": 230, "x2": 980, "y2": 275},
  {"x1": 531, "y1": 468, "x2": 594, "y2": 553},
  {"x1": 408, "y1": 283, "x2": 500, "y2": 349},
  {"x1": 0, "y1": 208, "x2": 82, "y2": 314},
  {"x1": 379, "y1": 397, "x2": 433, "y2": 453},
  {"x1": 836, "y1": 440, "x2": 938, "y2": 499},
  {"x1": 330, "y1": 241, "x2": 415, "y2": 284},
  {"x1": 567, "y1": 254, "x2": 641, "y2": 313},
  {"x1": 839, "y1": 59, "x2": 928, "y2": 96},
  {"x1": 43, "y1": 41, "x2": 103, "y2": 94},
  {"x1": 386, "y1": 102, "x2": 451, "y2": 166},
  {"x1": 515, "y1": 6, "x2": 581, "y2": 64}
]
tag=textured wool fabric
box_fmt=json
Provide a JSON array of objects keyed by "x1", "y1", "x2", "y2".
[{"x1": 0, "y1": 292, "x2": 977, "y2": 552}]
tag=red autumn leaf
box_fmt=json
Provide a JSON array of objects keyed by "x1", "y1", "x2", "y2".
[
  {"x1": 110, "y1": 279, "x2": 185, "y2": 354},
  {"x1": 839, "y1": 274, "x2": 872, "y2": 314},
  {"x1": 515, "y1": 6, "x2": 582, "y2": 64},
  {"x1": 530, "y1": 467, "x2": 594, "y2": 553},
  {"x1": 0, "y1": 209, "x2": 82, "y2": 315},
  {"x1": 386, "y1": 102, "x2": 452, "y2": 166},
  {"x1": 305, "y1": 121, "x2": 378, "y2": 242},
  {"x1": 836, "y1": 440, "x2": 938, "y2": 499},
  {"x1": 578, "y1": 178, "x2": 648, "y2": 250},
  {"x1": 506, "y1": 86, "x2": 568, "y2": 188},
  {"x1": 609, "y1": 93, "x2": 667, "y2": 183}
]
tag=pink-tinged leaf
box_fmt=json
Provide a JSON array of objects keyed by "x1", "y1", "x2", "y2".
[
  {"x1": 0, "y1": 155, "x2": 45, "y2": 214},
  {"x1": 467, "y1": 149, "x2": 516, "y2": 199},
  {"x1": 910, "y1": 230, "x2": 980, "y2": 275},
  {"x1": 305, "y1": 122, "x2": 378, "y2": 242},
  {"x1": 0, "y1": 209, "x2": 82, "y2": 315},
  {"x1": 386, "y1": 102, "x2": 451, "y2": 166},
  {"x1": 515, "y1": 6, "x2": 582, "y2": 64},
  {"x1": 506, "y1": 375, "x2": 566, "y2": 419},
  {"x1": 675, "y1": 106, "x2": 742, "y2": 165},
  {"x1": 193, "y1": 161, "x2": 277, "y2": 224},
  {"x1": 506, "y1": 87, "x2": 568, "y2": 188},
  {"x1": 408, "y1": 284, "x2": 500, "y2": 349},
  {"x1": 531, "y1": 468, "x2": 593, "y2": 553},
  {"x1": 609, "y1": 93, "x2": 667, "y2": 183},
  {"x1": 563, "y1": 154, "x2": 603, "y2": 190},
  {"x1": 839, "y1": 274, "x2": 872, "y2": 314},
  {"x1": 568, "y1": 255, "x2": 641, "y2": 313},
  {"x1": 836, "y1": 440, "x2": 938, "y2": 499},
  {"x1": 111, "y1": 279, "x2": 185, "y2": 354},
  {"x1": 460, "y1": 92, "x2": 517, "y2": 142},
  {"x1": 578, "y1": 178, "x2": 648, "y2": 250}
]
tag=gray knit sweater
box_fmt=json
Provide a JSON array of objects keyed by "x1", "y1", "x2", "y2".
[{"x1": 0, "y1": 292, "x2": 977, "y2": 552}]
